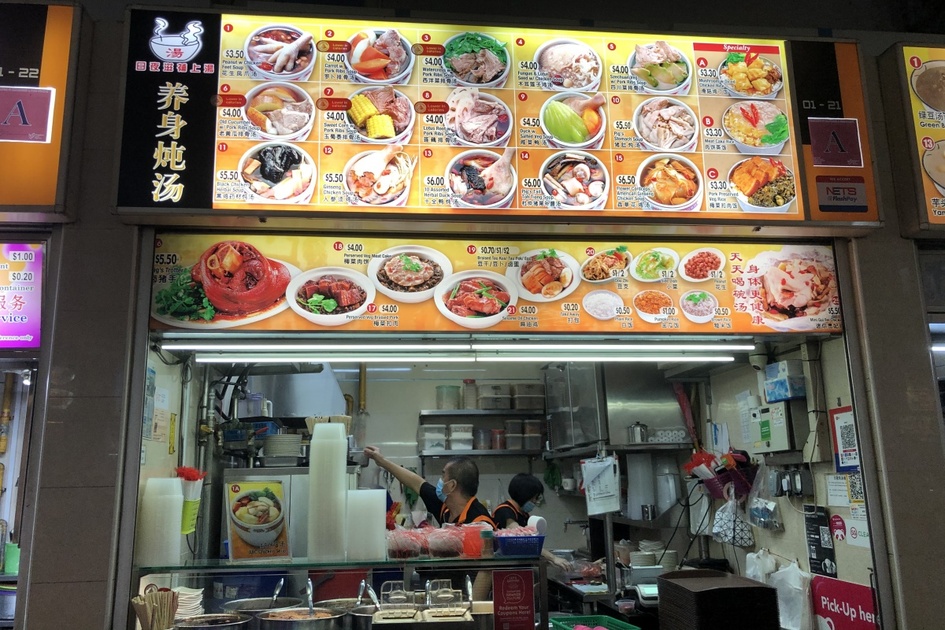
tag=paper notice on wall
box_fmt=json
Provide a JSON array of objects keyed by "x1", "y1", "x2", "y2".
[
  {"x1": 847, "y1": 504, "x2": 871, "y2": 549},
  {"x1": 150, "y1": 408, "x2": 169, "y2": 443},
  {"x1": 735, "y1": 390, "x2": 754, "y2": 445},
  {"x1": 154, "y1": 386, "x2": 169, "y2": 410},
  {"x1": 826, "y1": 474, "x2": 852, "y2": 507},
  {"x1": 581, "y1": 456, "x2": 620, "y2": 515},
  {"x1": 143, "y1": 364, "x2": 156, "y2": 440}
]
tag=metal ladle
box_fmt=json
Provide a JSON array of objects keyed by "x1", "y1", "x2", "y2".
[
  {"x1": 269, "y1": 577, "x2": 284, "y2": 610},
  {"x1": 306, "y1": 577, "x2": 314, "y2": 616}
]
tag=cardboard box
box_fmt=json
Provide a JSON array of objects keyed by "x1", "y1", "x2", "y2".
[
  {"x1": 764, "y1": 375, "x2": 806, "y2": 402},
  {"x1": 764, "y1": 360, "x2": 804, "y2": 380},
  {"x1": 657, "y1": 569, "x2": 779, "y2": 630}
]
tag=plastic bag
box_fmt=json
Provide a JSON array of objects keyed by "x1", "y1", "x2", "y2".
[
  {"x1": 768, "y1": 561, "x2": 812, "y2": 630},
  {"x1": 746, "y1": 548, "x2": 777, "y2": 583},
  {"x1": 711, "y1": 491, "x2": 754, "y2": 548},
  {"x1": 748, "y1": 462, "x2": 784, "y2": 531}
]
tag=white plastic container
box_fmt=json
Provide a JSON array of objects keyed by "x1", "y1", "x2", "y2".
[
  {"x1": 463, "y1": 379, "x2": 478, "y2": 409},
  {"x1": 449, "y1": 423, "x2": 474, "y2": 438},
  {"x1": 478, "y1": 383, "x2": 511, "y2": 397},
  {"x1": 419, "y1": 425, "x2": 448, "y2": 451},
  {"x1": 449, "y1": 437, "x2": 474, "y2": 450},
  {"x1": 0, "y1": 587, "x2": 15, "y2": 619}
]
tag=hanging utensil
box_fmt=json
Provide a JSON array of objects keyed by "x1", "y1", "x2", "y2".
[
  {"x1": 306, "y1": 577, "x2": 315, "y2": 616},
  {"x1": 269, "y1": 577, "x2": 284, "y2": 609}
]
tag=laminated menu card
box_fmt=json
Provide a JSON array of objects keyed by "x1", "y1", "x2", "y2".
[{"x1": 226, "y1": 480, "x2": 291, "y2": 561}]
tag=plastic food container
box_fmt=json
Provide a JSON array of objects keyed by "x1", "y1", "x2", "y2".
[
  {"x1": 505, "y1": 434, "x2": 524, "y2": 450},
  {"x1": 491, "y1": 429, "x2": 506, "y2": 449},
  {"x1": 473, "y1": 428, "x2": 491, "y2": 450},
  {"x1": 436, "y1": 385, "x2": 462, "y2": 409},
  {"x1": 478, "y1": 383, "x2": 511, "y2": 396},
  {"x1": 511, "y1": 383, "x2": 545, "y2": 396},
  {"x1": 449, "y1": 437, "x2": 473, "y2": 450},
  {"x1": 523, "y1": 435, "x2": 542, "y2": 451},
  {"x1": 463, "y1": 379, "x2": 478, "y2": 409},
  {"x1": 418, "y1": 424, "x2": 448, "y2": 451},
  {"x1": 504, "y1": 419, "x2": 524, "y2": 434},
  {"x1": 513, "y1": 395, "x2": 545, "y2": 410},
  {"x1": 449, "y1": 423, "x2": 474, "y2": 437},
  {"x1": 523, "y1": 420, "x2": 543, "y2": 435},
  {"x1": 478, "y1": 395, "x2": 512, "y2": 410}
]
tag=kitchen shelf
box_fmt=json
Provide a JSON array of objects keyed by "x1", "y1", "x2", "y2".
[
  {"x1": 590, "y1": 508, "x2": 677, "y2": 529},
  {"x1": 420, "y1": 449, "x2": 543, "y2": 458},
  {"x1": 419, "y1": 409, "x2": 544, "y2": 420},
  {"x1": 543, "y1": 442, "x2": 692, "y2": 460}
]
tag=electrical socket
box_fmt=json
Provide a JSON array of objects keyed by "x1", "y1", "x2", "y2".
[{"x1": 790, "y1": 466, "x2": 814, "y2": 496}]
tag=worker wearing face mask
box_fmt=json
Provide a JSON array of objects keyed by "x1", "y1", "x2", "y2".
[
  {"x1": 493, "y1": 473, "x2": 572, "y2": 570},
  {"x1": 364, "y1": 446, "x2": 495, "y2": 527}
]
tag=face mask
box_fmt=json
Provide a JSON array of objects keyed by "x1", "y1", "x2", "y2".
[
  {"x1": 436, "y1": 478, "x2": 450, "y2": 502},
  {"x1": 522, "y1": 501, "x2": 536, "y2": 513}
]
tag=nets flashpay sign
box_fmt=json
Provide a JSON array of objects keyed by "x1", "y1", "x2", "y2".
[
  {"x1": 120, "y1": 10, "x2": 818, "y2": 222},
  {"x1": 149, "y1": 233, "x2": 842, "y2": 335}
]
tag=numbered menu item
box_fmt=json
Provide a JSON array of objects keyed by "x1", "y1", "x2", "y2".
[
  {"x1": 211, "y1": 15, "x2": 799, "y2": 218},
  {"x1": 151, "y1": 235, "x2": 842, "y2": 334}
]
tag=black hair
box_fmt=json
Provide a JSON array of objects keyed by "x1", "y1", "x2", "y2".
[
  {"x1": 444, "y1": 457, "x2": 479, "y2": 497},
  {"x1": 508, "y1": 473, "x2": 544, "y2": 505}
]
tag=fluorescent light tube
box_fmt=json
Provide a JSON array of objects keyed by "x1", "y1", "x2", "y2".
[
  {"x1": 472, "y1": 343, "x2": 754, "y2": 352},
  {"x1": 480, "y1": 355, "x2": 734, "y2": 363},
  {"x1": 932, "y1": 345, "x2": 945, "y2": 353},
  {"x1": 165, "y1": 342, "x2": 471, "y2": 352},
  {"x1": 194, "y1": 354, "x2": 476, "y2": 364}
]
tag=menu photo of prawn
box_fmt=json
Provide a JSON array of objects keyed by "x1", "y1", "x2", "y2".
[{"x1": 151, "y1": 240, "x2": 301, "y2": 329}]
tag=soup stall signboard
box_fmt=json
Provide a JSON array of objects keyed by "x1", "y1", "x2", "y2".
[
  {"x1": 900, "y1": 46, "x2": 945, "y2": 225},
  {"x1": 150, "y1": 233, "x2": 841, "y2": 335},
  {"x1": 0, "y1": 4, "x2": 76, "y2": 210},
  {"x1": 118, "y1": 9, "x2": 878, "y2": 226}
]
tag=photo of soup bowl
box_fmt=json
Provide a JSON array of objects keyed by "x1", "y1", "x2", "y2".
[
  {"x1": 446, "y1": 149, "x2": 517, "y2": 209},
  {"x1": 435, "y1": 270, "x2": 518, "y2": 330},
  {"x1": 534, "y1": 38, "x2": 603, "y2": 92},
  {"x1": 237, "y1": 142, "x2": 317, "y2": 204},
  {"x1": 241, "y1": 82, "x2": 316, "y2": 142},
  {"x1": 243, "y1": 24, "x2": 316, "y2": 82},
  {"x1": 632, "y1": 97, "x2": 698, "y2": 153},
  {"x1": 539, "y1": 92, "x2": 607, "y2": 150},
  {"x1": 229, "y1": 490, "x2": 286, "y2": 547},
  {"x1": 342, "y1": 146, "x2": 417, "y2": 207},
  {"x1": 442, "y1": 32, "x2": 511, "y2": 88},
  {"x1": 635, "y1": 153, "x2": 703, "y2": 212},
  {"x1": 540, "y1": 151, "x2": 610, "y2": 210},
  {"x1": 347, "y1": 86, "x2": 417, "y2": 145},
  {"x1": 679, "y1": 290, "x2": 719, "y2": 324},
  {"x1": 721, "y1": 101, "x2": 789, "y2": 155},
  {"x1": 344, "y1": 28, "x2": 415, "y2": 85},
  {"x1": 446, "y1": 90, "x2": 513, "y2": 148},
  {"x1": 627, "y1": 43, "x2": 692, "y2": 96}
]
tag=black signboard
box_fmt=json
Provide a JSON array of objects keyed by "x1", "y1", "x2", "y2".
[
  {"x1": 805, "y1": 504, "x2": 838, "y2": 577},
  {"x1": 0, "y1": 4, "x2": 47, "y2": 87}
]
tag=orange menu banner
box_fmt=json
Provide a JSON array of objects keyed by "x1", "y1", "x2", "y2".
[
  {"x1": 151, "y1": 233, "x2": 842, "y2": 335},
  {"x1": 901, "y1": 45, "x2": 945, "y2": 224},
  {"x1": 213, "y1": 15, "x2": 804, "y2": 220}
]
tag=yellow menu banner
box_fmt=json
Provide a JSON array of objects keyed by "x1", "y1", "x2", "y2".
[
  {"x1": 151, "y1": 233, "x2": 842, "y2": 335},
  {"x1": 213, "y1": 15, "x2": 803, "y2": 220},
  {"x1": 902, "y1": 46, "x2": 945, "y2": 224}
]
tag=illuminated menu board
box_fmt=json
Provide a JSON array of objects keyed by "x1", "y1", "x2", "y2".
[
  {"x1": 899, "y1": 45, "x2": 945, "y2": 225},
  {"x1": 0, "y1": 244, "x2": 42, "y2": 349},
  {"x1": 119, "y1": 10, "x2": 811, "y2": 222},
  {"x1": 150, "y1": 233, "x2": 842, "y2": 335},
  {"x1": 0, "y1": 5, "x2": 75, "y2": 208}
]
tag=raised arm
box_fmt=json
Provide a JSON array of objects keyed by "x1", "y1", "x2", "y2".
[{"x1": 363, "y1": 445, "x2": 426, "y2": 494}]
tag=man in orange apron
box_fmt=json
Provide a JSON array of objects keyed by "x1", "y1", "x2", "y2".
[{"x1": 364, "y1": 446, "x2": 495, "y2": 527}]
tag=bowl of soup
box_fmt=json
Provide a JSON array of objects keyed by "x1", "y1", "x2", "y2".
[
  {"x1": 229, "y1": 488, "x2": 286, "y2": 547},
  {"x1": 243, "y1": 25, "x2": 316, "y2": 82}
]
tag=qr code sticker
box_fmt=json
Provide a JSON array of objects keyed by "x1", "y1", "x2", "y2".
[
  {"x1": 848, "y1": 472, "x2": 865, "y2": 502},
  {"x1": 820, "y1": 525, "x2": 834, "y2": 549},
  {"x1": 839, "y1": 423, "x2": 858, "y2": 450}
]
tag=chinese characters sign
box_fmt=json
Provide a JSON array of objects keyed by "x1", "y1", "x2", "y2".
[
  {"x1": 0, "y1": 244, "x2": 43, "y2": 349},
  {"x1": 150, "y1": 233, "x2": 841, "y2": 335},
  {"x1": 900, "y1": 45, "x2": 945, "y2": 225}
]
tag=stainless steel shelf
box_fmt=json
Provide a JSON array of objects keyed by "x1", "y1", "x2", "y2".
[
  {"x1": 543, "y1": 442, "x2": 691, "y2": 460},
  {"x1": 419, "y1": 409, "x2": 544, "y2": 420},
  {"x1": 420, "y1": 449, "x2": 543, "y2": 458}
]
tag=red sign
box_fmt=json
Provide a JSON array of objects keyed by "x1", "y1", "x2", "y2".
[
  {"x1": 0, "y1": 87, "x2": 54, "y2": 143},
  {"x1": 493, "y1": 569, "x2": 534, "y2": 630},
  {"x1": 811, "y1": 575, "x2": 878, "y2": 630}
]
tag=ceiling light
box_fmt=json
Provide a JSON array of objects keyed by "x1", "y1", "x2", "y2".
[
  {"x1": 164, "y1": 342, "x2": 471, "y2": 352},
  {"x1": 932, "y1": 345, "x2": 945, "y2": 353},
  {"x1": 194, "y1": 354, "x2": 476, "y2": 364},
  {"x1": 472, "y1": 343, "x2": 754, "y2": 352},
  {"x1": 332, "y1": 367, "x2": 413, "y2": 373},
  {"x1": 481, "y1": 355, "x2": 734, "y2": 363}
]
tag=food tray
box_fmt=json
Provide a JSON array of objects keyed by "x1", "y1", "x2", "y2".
[
  {"x1": 495, "y1": 534, "x2": 545, "y2": 557},
  {"x1": 550, "y1": 615, "x2": 641, "y2": 630}
]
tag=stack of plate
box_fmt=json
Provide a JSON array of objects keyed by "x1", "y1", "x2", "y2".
[
  {"x1": 264, "y1": 434, "x2": 302, "y2": 457},
  {"x1": 638, "y1": 539, "x2": 664, "y2": 553},
  {"x1": 174, "y1": 586, "x2": 204, "y2": 617},
  {"x1": 660, "y1": 549, "x2": 679, "y2": 569},
  {"x1": 629, "y1": 551, "x2": 656, "y2": 567}
]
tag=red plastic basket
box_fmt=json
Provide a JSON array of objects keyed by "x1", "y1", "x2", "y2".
[{"x1": 703, "y1": 465, "x2": 757, "y2": 500}]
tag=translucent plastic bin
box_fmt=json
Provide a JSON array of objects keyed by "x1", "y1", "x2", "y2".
[
  {"x1": 511, "y1": 383, "x2": 545, "y2": 396},
  {"x1": 504, "y1": 419, "x2": 523, "y2": 434},
  {"x1": 523, "y1": 420, "x2": 543, "y2": 435},
  {"x1": 478, "y1": 395, "x2": 512, "y2": 410},
  {"x1": 505, "y1": 434, "x2": 524, "y2": 450},
  {"x1": 513, "y1": 395, "x2": 545, "y2": 410},
  {"x1": 523, "y1": 435, "x2": 542, "y2": 451},
  {"x1": 478, "y1": 383, "x2": 511, "y2": 397},
  {"x1": 449, "y1": 437, "x2": 473, "y2": 450},
  {"x1": 449, "y1": 423, "x2": 474, "y2": 437}
]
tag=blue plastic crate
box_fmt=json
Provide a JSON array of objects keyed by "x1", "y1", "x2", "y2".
[{"x1": 495, "y1": 534, "x2": 545, "y2": 557}]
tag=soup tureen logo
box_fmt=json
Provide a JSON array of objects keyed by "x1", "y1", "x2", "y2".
[{"x1": 148, "y1": 18, "x2": 204, "y2": 62}]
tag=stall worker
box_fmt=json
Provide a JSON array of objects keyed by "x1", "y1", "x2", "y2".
[
  {"x1": 364, "y1": 446, "x2": 495, "y2": 527},
  {"x1": 494, "y1": 473, "x2": 572, "y2": 570}
]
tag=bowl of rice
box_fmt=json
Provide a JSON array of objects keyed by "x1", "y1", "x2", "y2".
[
  {"x1": 582, "y1": 290, "x2": 625, "y2": 321},
  {"x1": 632, "y1": 290, "x2": 673, "y2": 324},
  {"x1": 679, "y1": 290, "x2": 718, "y2": 324}
]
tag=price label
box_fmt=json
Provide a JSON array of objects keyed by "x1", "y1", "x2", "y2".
[
  {"x1": 703, "y1": 127, "x2": 724, "y2": 138},
  {"x1": 223, "y1": 49, "x2": 244, "y2": 59},
  {"x1": 609, "y1": 64, "x2": 630, "y2": 74},
  {"x1": 425, "y1": 176, "x2": 446, "y2": 187},
  {"x1": 9, "y1": 272, "x2": 33, "y2": 283},
  {"x1": 519, "y1": 305, "x2": 538, "y2": 315},
  {"x1": 613, "y1": 120, "x2": 633, "y2": 131},
  {"x1": 715, "y1": 307, "x2": 731, "y2": 317},
  {"x1": 615, "y1": 306, "x2": 633, "y2": 315},
  {"x1": 519, "y1": 60, "x2": 538, "y2": 70},
  {"x1": 154, "y1": 253, "x2": 179, "y2": 265},
  {"x1": 9, "y1": 252, "x2": 35, "y2": 262},
  {"x1": 424, "y1": 114, "x2": 445, "y2": 124},
  {"x1": 698, "y1": 67, "x2": 717, "y2": 78},
  {"x1": 324, "y1": 111, "x2": 347, "y2": 122},
  {"x1": 346, "y1": 243, "x2": 364, "y2": 252},
  {"x1": 611, "y1": 269, "x2": 628, "y2": 278},
  {"x1": 325, "y1": 53, "x2": 346, "y2": 63},
  {"x1": 709, "y1": 269, "x2": 725, "y2": 280},
  {"x1": 217, "y1": 170, "x2": 241, "y2": 181},
  {"x1": 659, "y1": 270, "x2": 676, "y2": 279},
  {"x1": 561, "y1": 302, "x2": 579, "y2": 312},
  {"x1": 380, "y1": 304, "x2": 399, "y2": 313},
  {"x1": 522, "y1": 178, "x2": 542, "y2": 188},
  {"x1": 220, "y1": 108, "x2": 243, "y2": 119},
  {"x1": 423, "y1": 57, "x2": 442, "y2": 66},
  {"x1": 520, "y1": 117, "x2": 541, "y2": 127},
  {"x1": 616, "y1": 174, "x2": 636, "y2": 185},
  {"x1": 661, "y1": 307, "x2": 678, "y2": 316},
  {"x1": 708, "y1": 180, "x2": 728, "y2": 191},
  {"x1": 324, "y1": 173, "x2": 344, "y2": 183}
]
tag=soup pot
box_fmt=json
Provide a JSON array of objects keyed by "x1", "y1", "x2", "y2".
[
  {"x1": 256, "y1": 608, "x2": 345, "y2": 630},
  {"x1": 175, "y1": 613, "x2": 253, "y2": 628},
  {"x1": 222, "y1": 598, "x2": 302, "y2": 630},
  {"x1": 347, "y1": 605, "x2": 377, "y2": 630}
]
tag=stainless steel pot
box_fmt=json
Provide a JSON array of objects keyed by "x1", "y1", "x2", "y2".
[
  {"x1": 256, "y1": 608, "x2": 345, "y2": 630},
  {"x1": 313, "y1": 598, "x2": 360, "y2": 614},
  {"x1": 347, "y1": 605, "x2": 376, "y2": 630},
  {"x1": 175, "y1": 613, "x2": 253, "y2": 628},
  {"x1": 222, "y1": 598, "x2": 303, "y2": 630},
  {"x1": 628, "y1": 421, "x2": 649, "y2": 443}
]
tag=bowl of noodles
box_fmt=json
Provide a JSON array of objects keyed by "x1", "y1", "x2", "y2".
[{"x1": 580, "y1": 246, "x2": 631, "y2": 284}]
